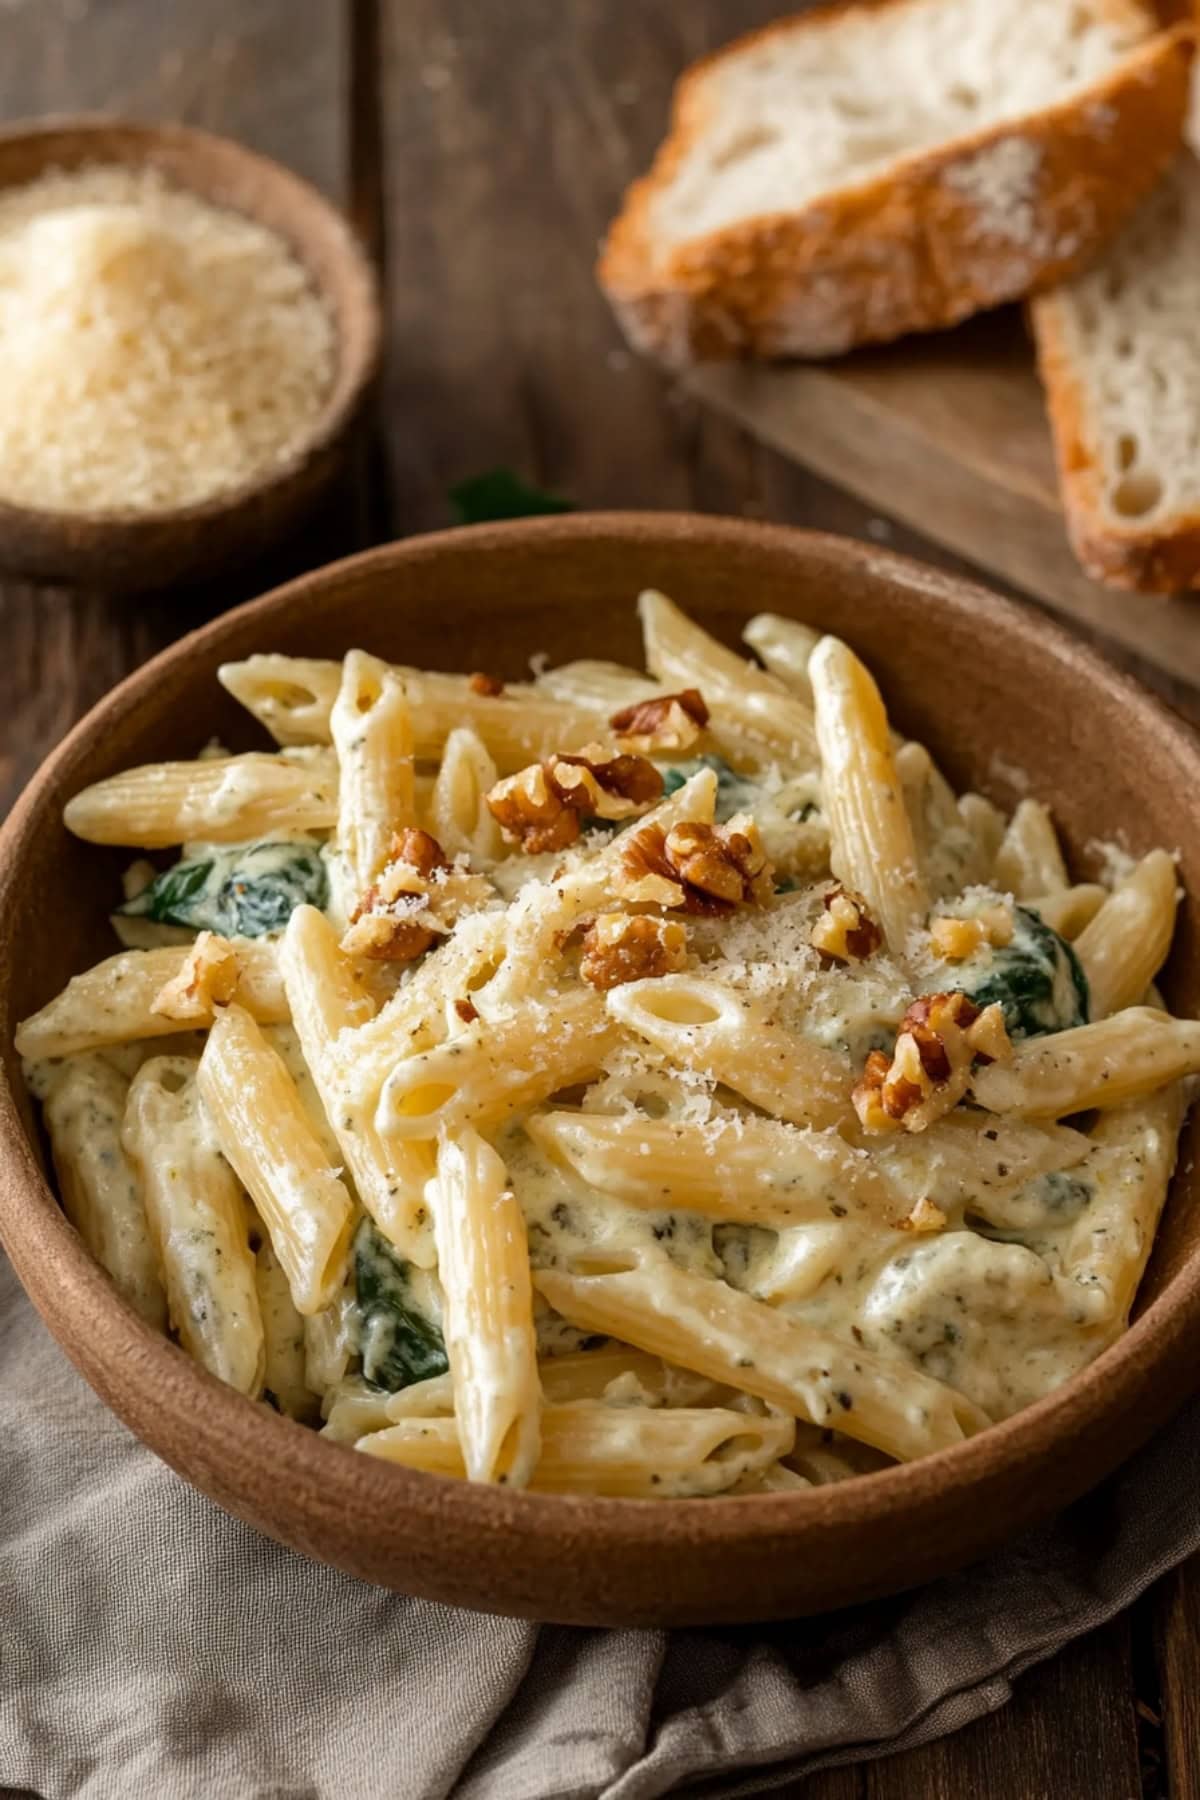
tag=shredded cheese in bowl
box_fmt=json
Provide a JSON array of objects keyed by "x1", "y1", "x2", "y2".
[{"x1": 0, "y1": 164, "x2": 336, "y2": 516}]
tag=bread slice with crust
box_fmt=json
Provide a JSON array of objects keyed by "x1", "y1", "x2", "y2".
[
  {"x1": 600, "y1": 0, "x2": 1194, "y2": 367},
  {"x1": 1031, "y1": 154, "x2": 1200, "y2": 594}
]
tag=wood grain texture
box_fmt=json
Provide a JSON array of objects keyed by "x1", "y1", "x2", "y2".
[{"x1": 1156, "y1": 1564, "x2": 1200, "y2": 1799}]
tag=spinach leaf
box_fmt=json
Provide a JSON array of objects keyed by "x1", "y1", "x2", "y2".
[
  {"x1": 119, "y1": 838, "x2": 328, "y2": 938},
  {"x1": 957, "y1": 905, "x2": 1089, "y2": 1040},
  {"x1": 354, "y1": 1219, "x2": 448, "y2": 1392},
  {"x1": 449, "y1": 467, "x2": 574, "y2": 524},
  {"x1": 662, "y1": 754, "x2": 759, "y2": 823}
]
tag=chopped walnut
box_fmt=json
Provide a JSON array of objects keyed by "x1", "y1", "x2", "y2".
[
  {"x1": 454, "y1": 997, "x2": 480, "y2": 1024},
  {"x1": 342, "y1": 828, "x2": 452, "y2": 963},
  {"x1": 897, "y1": 1196, "x2": 947, "y2": 1234},
  {"x1": 613, "y1": 812, "x2": 774, "y2": 914},
  {"x1": 811, "y1": 885, "x2": 883, "y2": 964},
  {"x1": 341, "y1": 909, "x2": 436, "y2": 964},
  {"x1": 579, "y1": 912, "x2": 688, "y2": 990},
  {"x1": 469, "y1": 672, "x2": 505, "y2": 697},
  {"x1": 487, "y1": 746, "x2": 662, "y2": 853},
  {"x1": 609, "y1": 687, "x2": 709, "y2": 754},
  {"x1": 929, "y1": 903, "x2": 1014, "y2": 962},
  {"x1": 852, "y1": 991, "x2": 1012, "y2": 1135},
  {"x1": 151, "y1": 931, "x2": 239, "y2": 1018}
]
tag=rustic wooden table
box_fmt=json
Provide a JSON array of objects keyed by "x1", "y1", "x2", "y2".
[{"x1": 3, "y1": 3, "x2": 1198, "y2": 1796}]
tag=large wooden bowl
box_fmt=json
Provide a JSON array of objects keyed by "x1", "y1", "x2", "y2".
[
  {"x1": 3, "y1": 515, "x2": 1199, "y2": 1626},
  {"x1": 0, "y1": 118, "x2": 380, "y2": 591}
]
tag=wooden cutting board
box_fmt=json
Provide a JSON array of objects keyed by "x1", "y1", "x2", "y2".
[{"x1": 689, "y1": 308, "x2": 1200, "y2": 688}]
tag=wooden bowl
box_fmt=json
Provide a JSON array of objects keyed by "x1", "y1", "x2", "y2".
[
  {"x1": 3, "y1": 514, "x2": 1200, "y2": 1626},
  {"x1": 0, "y1": 117, "x2": 380, "y2": 591}
]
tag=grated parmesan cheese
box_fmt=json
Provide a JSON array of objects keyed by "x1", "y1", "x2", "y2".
[{"x1": 0, "y1": 165, "x2": 335, "y2": 514}]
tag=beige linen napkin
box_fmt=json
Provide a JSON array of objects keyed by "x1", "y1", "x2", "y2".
[{"x1": 4, "y1": 1247, "x2": 1199, "y2": 1800}]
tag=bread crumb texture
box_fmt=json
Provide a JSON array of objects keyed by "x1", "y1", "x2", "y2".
[{"x1": 0, "y1": 164, "x2": 335, "y2": 514}]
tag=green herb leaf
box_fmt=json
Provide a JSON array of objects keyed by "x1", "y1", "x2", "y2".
[
  {"x1": 119, "y1": 838, "x2": 328, "y2": 938},
  {"x1": 661, "y1": 754, "x2": 760, "y2": 823},
  {"x1": 449, "y1": 467, "x2": 574, "y2": 525},
  {"x1": 354, "y1": 1220, "x2": 448, "y2": 1391},
  {"x1": 956, "y1": 905, "x2": 1089, "y2": 1040}
]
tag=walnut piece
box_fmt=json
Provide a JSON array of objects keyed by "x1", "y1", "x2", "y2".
[
  {"x1": 341, "y1": 827, "x2": 450, "y2": 963},
  {"x1": 897, "y1": 1195, "x2": 948, "y2": 1234},
  {"x1": 487, "y1": 746, "x2": 662, "y2": 853},
  {"x1": 609, "y1": 687, "x2": 709, "y2": 754},
  {"x1": 929, "y1": 903, "x2": 1014, "y2": 962},
  {"x1": 852, "y1": 991, "x2": 1012, "y2": 1135},
  {"x1": 613, "y1": 811, "x2": 774, "y2": 915},
  {"x1": 150, "y1": 931, "x2": 239, "y2": 1019},
  {"x1": 454, "y1": 997, "x2": 480, "y2": 1024},
  {"x1": 469, "y1": 672, "x2": 505, "y2": 697},
  {"x1": 579, "y1": 912, "x2": 688, "y2": 990},
  {"x1": 811, "y1": 885, "x2": 883, "y2": 964}
]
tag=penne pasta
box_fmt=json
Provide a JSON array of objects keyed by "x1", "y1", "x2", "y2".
[
  {"x1": 534, "y1": 658, "x2": 658, "y2": 713},
  {"x1": 282, "y1": 906, "x2": 436, "y2": 1265},
  {"x1": 428, "y1": 1127, "x2": 541, "y2": 1486},
  {"x1": 1074, "y1": 849, "x2": 1178, "y2": 1020},
  {"x1": 358, "y1": 1400, "x2": 795, "y2": 1498},
  {"x1": 64, "y1": 748, "x2": 338, "y2": 847},
  {"x1": 122, "y1": 1055, "x2": 264, "y2": 1394},
  {"x1": 972, "y1": 1008, "x2": 1200, "y2": 1120},
  {"x1": 535, "y1": 1257, "x2": 989, "y2": 1463},
  {"x1": 810, "y1": 635, "x2": 928, "y2": 950},
  {"x1": 606, "y1": 975, "x2": 854, "y2": 1131},
  {"x1": 330, "y1": 650, "x2": 418, "y2": 895},
  {"x1": 198, "y1": 1003, "x2": 356, "y2": 1314},
  {"x1": 1027, "y1": 883, "x2": 1108, "y2": 940},
  {"x1": 42, "y1": 1053, "x2": 167, "y2": 1328},
  {"x1": 640, "y1": 589, "x2": 818, "y2": 762},
  {"x1": 993, "y1": 800, "x2": 1069, "y2": 899},
  {"x1": 255, "y1": 1238, "x2": 319, "y2": 1422},
  {"x1": 431, "y1": 726, "x2": 504, "y2": 865},
  {"x1": 376, "y1": 988, "x2": 618, "y2": 1140},
  {"x1": 529, "y1": 1110, "x2": 901, "y2": 1226},
  {"x1": 741, "y1": 613, "x2": 820, "y2": 699},
  {"x1": 15, "y1": 939, "x2": 287, "y2": 1061}
]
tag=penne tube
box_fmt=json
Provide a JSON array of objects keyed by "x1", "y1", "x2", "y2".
[
  {"x1": 993, "y1": 799, "x2": 1069, "y2": 899},
  {"x1": 220, "y1": 653, "x2": 606, "y2": 771},
  {"x1": 639, "y1": 589, "x2": 817, "y2": 763},
  {"x1": 282, "y1": 906, "x2": 436, "y2": 1265},
  {"x1": 972, "y1": 1008, "x2": 1200, "y2": 1120},
  {"x1": 534, "y1": 658, "x2": 658, "y2": 713},
  {"x1": 1074, "y1": 849, "x2": 1178, "y2": 1020},
  {"x1": 15, "y1": 939, "x2": 287, "y2": 1061},
  {"x1": 330, "y1": 651, "x2": 418, "y2": 894},
  {"x1": 43, "y1": 1053, "x2": 167, "y2": 1328},
  {"x1": 810, "y1": 635, "x2": 928, "y2": 950},
  {"x1": 533, "y1": 1346, "x2": 730, "y2": 1407},
  {"x1": 875, "y1": 1109, "x2": 1093, "y2": 1220},
  {"x1": 304, "y1": 1280, "x2": 359, "y2": 1398},
  {"x1": 63, "y1": 748, "x2": 338, "y2": 847},
  {"x1": 606, "y1": 974, "x2": 854, "y2": 1131},
  {"x1": 957, "y1": 793, "x2": 1006, "y2": 882},
  {"x1": 429, "y1": 1127, "x2": 541, "y2": 1486},
  {"x1": 535, "y1": 1257, "x2": 989, "y2": 1462},
  {"x1": 431, "y1": 726, "x2": 504, "y2": 865},
  {"x1": 375, "y1": 989, "x2": 618, "y2": 1140},
  {"x1": 529, "y1": 1110, "x2": 901, "y2": 1226},
  {"x1": 122, "y1": 1055, "x2": 264, "y2": 1395},
  {"x1": 1056, "y1": 1081, "x2": 1184, "y2": 1326},
  {"x1": 198, "y1": 1003, "x2": 356, "y2": 1314},
  {"x1": 1027, "y1": 883, "x2": 1108, "y2": 940},
  {"x1": 742, "y1": 612, "x2": 820, "y2": 699},
  {"x1": 320, "y1": 1379, "x2": 397, "y2": 1443},
  {"x1": 255, "y1": 1239, "x2": 319, "y2": 1422},
  {"x1": 357, "y1": 1400, "x2": 795, "y2": 1498}
]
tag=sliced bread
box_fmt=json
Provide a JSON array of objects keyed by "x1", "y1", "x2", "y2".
[
  {"x1": 1031, "y1": 154, "x2": 1200, "y2": 594},
  {"x1": 600, "y1": 0, "x2": 1194, "y2": 366}
]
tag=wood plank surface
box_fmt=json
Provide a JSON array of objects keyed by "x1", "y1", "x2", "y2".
[{"x1": 1, "y1": 1, "x2": 1198, "y2": 1796}]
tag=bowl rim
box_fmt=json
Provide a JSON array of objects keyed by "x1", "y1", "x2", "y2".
[
  {"x1": 0, "y1": 113, "x2": 381, "y2": 534},
  {"x1": 3, "y1": 510, "x2": 1199, "y2": 1558}
]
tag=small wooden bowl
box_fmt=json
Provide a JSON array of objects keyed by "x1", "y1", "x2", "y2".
[
  {"x1": 3, "y1": 515, "x2": 1200, "y2": 1625},
  {"x1": 0, "y1": 117, "x2": 381, "y2": 591}
]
